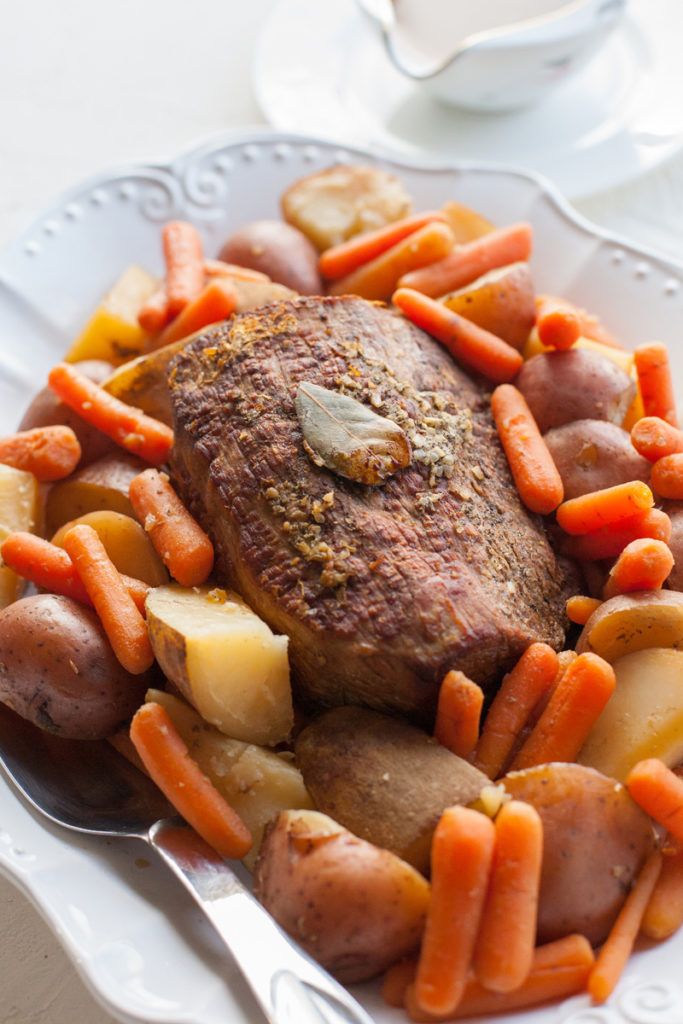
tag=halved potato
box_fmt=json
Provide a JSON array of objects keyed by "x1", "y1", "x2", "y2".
[
  {"x1": 51, "y1": 511, "x2": 168, "y2": 586},
  {"x1": 45, "y1": 453, "x2": 144, "y2": 535},
  {"x1": 66, "y1": 266, "x2": 157, "y2": 365},
  {"x1": 0, "y1": 465, "x2": 41, "y2": 608},
  {"x1": 146, "y1": 584, "x2": 293, "y2": 747},
  {"x1": 0, "y1": 525, "x2": 22, "y2": 608},
  {"x1": 441, "y1": 200, "x2": 494, "y2": 243},
  {"x1": 441, "y1": 262, "x2": 535, "y2": 350},
  {"x1": 576, "y1": 591, "x2": 683, "y2": 662}
]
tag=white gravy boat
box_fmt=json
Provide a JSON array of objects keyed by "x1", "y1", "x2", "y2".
[{"x1": 357, "y1": 0, "x2": 627, "y2": 112}]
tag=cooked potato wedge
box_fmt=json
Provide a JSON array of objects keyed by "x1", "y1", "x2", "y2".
[
  {"x1": 45, "y1": 453, "x2": 144, "y2": 535},
  {"x1": 102, "y1": 339, "x2": 189, "y2": 425},
  {"x1": 0, "y1": 524, "x2": 22, "y2": 609},
  {"x1": 441, "y1": 261, "x2": 535, "y2": 350},
  {"x1": 254, "y1": 809, "x2": 429, "y2": 982},
  {"x1": 51, "y1": 511, "x2": 168, "y2": 586},
  {"x1": 0, "y1": 464, "x2": 41, "y2": 607},
  {"x1": 441, "y1": 200, "x2": 494, "y2": 243},
  {"x1": 295, "y1": 706, "x2": 487, "y2": 873},
  {"x1": 503, "y1": 763, "x2": 655, "y2": 945},
  {"x1": 576, "y1": 591, "x2": 683, "y2": 662},
  {"x1": 146, "y1": 585, "x2": 293, "y2": 747},
  {"x1": 66, "y1": 265, "x2": 157, "y2": 365}
]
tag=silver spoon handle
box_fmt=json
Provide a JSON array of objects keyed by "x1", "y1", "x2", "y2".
[{"x1": 147, "y1": 820, "x2": 375, "y2": 1024}]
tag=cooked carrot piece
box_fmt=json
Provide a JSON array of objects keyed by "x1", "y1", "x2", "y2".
[
  {"x1": 634, "y1": 343, "x2": 677, "y2": 427},
  {"x1": 566, "y1": 595, "x2": 602, "y2": 625},
  {"x1": 535, "y1": 296, "x2": 581, "y2": 351},
  {"x1": 434, "y1": 671, "x2": 483, "y2": 760},
  {"x1": 562, "y1": 508, "x2": 672, "y2": 562},
  {"x1": 511, "y1": 652, "x2": 616, "y2": 770},
  {"x1": 130, "y1": 702, "x2": 252, "y2": 859},
  {"x1": 631, "y1": 417, "x2": 683, "y2": 462},
  {"x1": 651, "y1": 453, "x2": 683, "y2": 500},
  {"x1": 642, "y1": 843, "x2": 683, "y2": 940},
  {"x1": 627, "y1": 759, "x2": 683, "y2": 844},
  {"x1": 204, "y1": 258, "x2": 270, "y2": 282},
  {"x1": 603, "y1": 538, "x2": 674, "y2": 598},
  {"x1": 129, "y1": 469, "x2": 214, "y2": 587},
  {"x1": 588, "y1": 850, "x2": 662, "y2": 1004},
  {"x1": 393, "y1": 288, "x2": 523, "y2": 384},
  {"x1": 534, "y1": 294, "x2": 623, "y2": 350},
  {"x1": 319, "y1": 211, "x2": 447, "y2": 280},
  {"x1": 382, "y1": 957, "x2": 419, "y2": 1008},
  {"x1": 157, "y1": 278, "x2": 237, "y2": 347},
  {"x1": 0, "y1": 425, "x2": 81, "y2": 481},
  {"x1": 137, "y1": 287, "x2": 171, "y2": 334},
  {"x1": 63, "y1": 524, "x2": 154, "y2": 674},
  {"x1": 414, "y1": 807, "x2": 495, "y2": 1017},
  {"x1": 473, "y1": 801, "x2": 543, "y2": 994},
  {"x1": 48, "y1": 362, "x2": 173, "y2": 465},
  {"x1": 556, "y1": 481, "x2": 654, "y2": 536},
  {"x1": 398, "y1": 222, "x2": 532, "y2": 298},
  {"x1": 473, "y1": 643, "x2": 559, "y2": 779},
  {"x1": 490, "y1": 384, "x2": 564, "y2": 515},
  {"x1": 162, "y1": 221, "x2": 205, "y2": 316}
]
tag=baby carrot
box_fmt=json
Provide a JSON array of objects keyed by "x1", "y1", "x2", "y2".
[
  {"x1": 603, "y1": 538, "x2": 674, "y2": 598},
  {"x1": 319, "y1": 211, "x2": 447, "y2": 280},
  {"x1": 204, "y1": 259, "x2": 269, "y2": 282},
  {"x1": 627, "y1": 759, "x2": 683, "y2": 844},
  {"x1": 414, "y1": 807, "x2": 495, "y2": 1018},
  {"x1": 511, "y1": 652, "x2": 616, "y2": 770},
  {"x1": 130, "y1": 702, "x2": 252, "y2": 859},
  {"x1": 0, "y1": 425, "x2": 81, "y2": 481},
  {"x1": 642, "y1": 844, "x2": 683, "y2": 940},
  {"x1": 631, "y1": 417, "x2": 683, "y2": 462},
  {"x1": 137, "y1": 287, "x2": 171, "y2": 334},
  {"x1": 0, "y1": 531, "x2": 149, "y2": 613},
  {"x1": 434, "y1": 670, "x2": 483, "y2": 760},
  {"x1": 393, "y1": 288, "x2": 523, "y2": 383},
  {"x1": 63, "y1": 524, "x2": 154, "y2": 674},
  {"x1": 473, "y1": 643, "x2": 559, "y2": 779},
  {"x1": 562, "y1": 507, "x2": 672, "y2": 561},
  {"x1": 535, "y1": 295, "x2": 622, "y2": 350},
  {"x1": 556, "y1": 481, "x2": 654, "y2": 536},
  {"x1": 129, "y1": 469, "x2": 214, "y2": 587},
  {"x1": 651, "y1": 453, "x2": 683, "y2": 500},
  {"x1": 490, "y1": 384, "x2": 564, "y2": 515},
  {"x1": 588, "y1": 850, "x2": 662, "y2": 1004},
  {"x1": 162, "y1": 221, "x2": 205, "y2": 316},
  {"x1": 566, "y1": 595, "x2": 602, "y2": 625},
  {"x1": 398, "y1": 222, "x2": 532, "y2": 298},
  {"x1": 382, "y1": 957, "x2": 418, "y2": 1008},
  {"x1": 48, "y1": 362, "x2": 173, "y2": 465},
  {"x1": 329, "y1": 222, "x2": 455, "y2": 301},
  {"x1": 635, "y1": 342, "x2": 677, "y2": 426},
  {"x1": 473, "y1": 801, "x2": 543, "y2": 994},
  {"x1": 535, "y1": 296, "x2": 581, "y2": 351},
  {"x1": 157, "y1": 277, "x2": 237, "y2": 346}
]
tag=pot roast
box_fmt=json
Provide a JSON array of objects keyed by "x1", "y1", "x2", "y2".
[{"x1": 169, "y1": 295, "x2": 573, "y2": 722}]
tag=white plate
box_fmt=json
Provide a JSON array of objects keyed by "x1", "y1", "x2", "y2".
[
  {"x1": 253, "y1": 0, "x2": 683, "y2": 200},
  {"x1": 1, "y1": 130, "x2": 683, "y2": 1024}
]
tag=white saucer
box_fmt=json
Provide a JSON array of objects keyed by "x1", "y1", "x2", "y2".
[{"x1": 253, "y1": 0, "x2": 683, "y2": 200}]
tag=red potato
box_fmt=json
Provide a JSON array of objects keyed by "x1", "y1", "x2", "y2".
[
  {"x1": 664, "y1": 503, "x2": 683, "y2": 592},
  {"x1": 441, "y1": 261, "x2": 535, "y2": 351},
  {"x1": 544, "y1": 420, "x2": 651, "y2": 500},
  {"x1": 218, "y1": 220, "x2": 321, "y2": 294}
]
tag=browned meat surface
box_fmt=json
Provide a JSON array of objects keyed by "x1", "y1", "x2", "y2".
[{"x1": 169, "y1": 295, "x2": 574, "y2": 722}]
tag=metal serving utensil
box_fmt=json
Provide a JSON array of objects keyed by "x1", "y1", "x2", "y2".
[{"x1": 0, "y1": 703, "x2": 375, "y2": 1024}]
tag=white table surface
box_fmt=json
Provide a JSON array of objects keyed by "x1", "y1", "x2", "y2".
[{"x1": 0, "y1": 1, "x2": 682, "y2": 1021}]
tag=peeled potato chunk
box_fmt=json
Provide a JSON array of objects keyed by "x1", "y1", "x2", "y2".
[
  {"x1": 579, "y1": 648, "x2": 683, "y2": 781},
  {"x1": 0, "y1": 465, "x2": 40, "y2": 609},
  {"x1": 576, "y1": 591, "x2": 683, "y2": 662},
  {"x1": 66, "y1": 265, "x2": 157, "y2": 365},
  {"x1": 146, "y1": 584, "x2": 293, "y2": 747}
]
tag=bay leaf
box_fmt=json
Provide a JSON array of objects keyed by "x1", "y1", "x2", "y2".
[{"x1": 295, "y1": 381, "x2": 412, "y2": 486}]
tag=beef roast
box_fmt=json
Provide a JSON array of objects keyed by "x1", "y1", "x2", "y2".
[{"x1": 169, "y1": 295, "x2": 573, "y2": 722}]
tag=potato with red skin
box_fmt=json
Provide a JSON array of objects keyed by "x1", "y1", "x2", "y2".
[
  {"x1": 544, "y1": 419, "x2": 651, "y2": 499},
  {"x1": 664, "y1": 503, "x2": 683, "y2": 592},
  {"x1": 254, "y1": 809, "x2": 429, "y2": 982},
  {"x1": 45, "y1": 452, "x2": 144, "y2": 535},
  {"x1": 441, "y1": 261, "x2": 535, "y2": 351},
  {"x1": 0, "y1": 594, "x2": 150, "y2": 739},
  {"x1": 218, "y1": 220, "x2": 321, "y2": 294}
]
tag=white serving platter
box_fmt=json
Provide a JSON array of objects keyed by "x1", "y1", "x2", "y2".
[{"x1": 0, "y1": 130, "x2": 682, "y2": 1024}]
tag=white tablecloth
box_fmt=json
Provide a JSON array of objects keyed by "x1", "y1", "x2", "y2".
[{"x1": 0, "y1": 1, "x2": 682, "y2": 1020}]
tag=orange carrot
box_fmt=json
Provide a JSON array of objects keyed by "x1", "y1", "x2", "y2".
[
  {"x1": 562, "y1": 507, "x2": 672, "y2": 561},
  {"x1": 130, "y1": 702, "x2": 252, "y2": 859},
  {"x1": 393, "y1": 288, "x2": 523, "y2": 384},
  {"x1": 651, "y1": 453, "x2": 683, "y2": 500},
  {"x1": 137, "y1": 287, "x2": 171, "y2": 334},
  {"x1": 398, "y1": 222, "x2": 532, "y2": 298},
  {"x1": 473, "y1": 643, "x2": 559, "y2": 779},
  {"x1": 473, "y1": 801, "x2": 543, "y2": 994},
  {"x1": 434, "y1": 671, "x2": 483, "y2": 760},
  {"x1": 635, "y1": 343, "x2": 677, "y2": 427},
  {"x1": 129, "y1": 469, "x2": 214, "y2": 587},
  {"x1": 63, "y1": 524, "x2": 154, "y2": 674},
  {"x1": 631, "y1": 417, "x2": 683, "y2": 462},
  {"x1": 414, "y1": 807, "x2": 495, "y2": 1018},
  {"x1": 603, "y1": 538, "x2": 674, "y2": 598},
  {"x1": 382, "y1": 957, "x2": 419, "y2": 1008},
  {"x1": 490, "y1": 384, "x2": 564, "y2": 515},
  {"x1": 0, "y1": 531, "x2": 149, "y2": 613},
  {"x1": 511, "y1": 652, "x2": 616, "y2": 770},
  {"x1": 329, "y1": 222, "x2": 455, "y2": 301},
  {"x1": 0, "y1": 425, "x2": 81, "y2": 481},
  {"x1": 556, "y1": 481, "x2": 654, "y2": 536},
  {"x1": 566, "y1": 595, "x2": 602, "y2": 625},
  {"x1": 627, "y1": 759, "x2": 683, "y2": 844},
  {"x1": 588, "y1": 850, "x2": 663, "y2": 1004},
  {"x1": 535, "y1": 295, "x2": 622, "y2": 350},
  {"x1": 157, "y1": 278, "x2": 237, "y2": 347},
  {"x1": 48, "y1": 362, "x2": 173, "y2": 465},
  {"x1": 404, "y1": 935, "x2": 595, "y2": 1021},
  {"x1": 642, "y1": 843, "x2": 683, "y2": 940},
  {"x1": 535, "y1": 296, "x2": 581, "y2": 351},
  {"x1": 320, "y1": 211, "x2": 448, "y2": 280},
  {"x1": 204, "y1": 259, "x2": 269, "y2": 282},
  {"x1": 162, "y1": 221, "x2": 205, "y2": 316}
]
